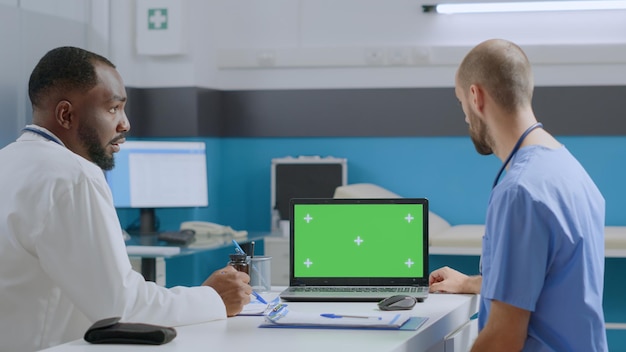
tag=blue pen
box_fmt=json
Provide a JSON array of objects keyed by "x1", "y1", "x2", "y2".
[
  {"x1": 252, "y1": 291, "x2": 268, "y2": 304},
  {"x1": 320, "y1": 313, "x2": 382, "y2": 320},
  {"x1": 231, "y1": 239, "x2": 266, "y2": 304},
  {"x1": 232, "y1": 239, "x2": 246, "y2": 255}
]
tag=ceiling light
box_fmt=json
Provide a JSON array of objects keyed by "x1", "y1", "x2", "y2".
[{"x1": 423, "y1": 1, "x2": 626, "y2": 14}]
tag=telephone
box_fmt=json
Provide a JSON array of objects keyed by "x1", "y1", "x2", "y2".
[{"x1": 180, "y1": 221, "x2": 248, "y2": 239}]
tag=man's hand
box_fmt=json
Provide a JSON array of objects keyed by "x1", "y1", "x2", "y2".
[
  {"x1": 429, "y1": 266, "x2": 481, "y2": 294},
  {"x1": 202, "y1": 266, "x2": 251, "y2": 316}
]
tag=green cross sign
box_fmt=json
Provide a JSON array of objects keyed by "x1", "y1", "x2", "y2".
[{"x1": 148, "y1": 8, "x2": 168, "y2": 30}]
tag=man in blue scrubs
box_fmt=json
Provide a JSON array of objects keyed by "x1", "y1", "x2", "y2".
[{"x1": 429, "y1": 39, "x2": 607, "y2": 351}]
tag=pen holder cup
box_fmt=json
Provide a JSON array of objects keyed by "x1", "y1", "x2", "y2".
[{"x1": 249, "y1": 256, "x2": 272, "y2": 293}]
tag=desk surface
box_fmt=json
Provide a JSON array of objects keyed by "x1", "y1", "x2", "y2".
[{"x1": 42, "y1": 291, "x2": 478, "y2": 352}]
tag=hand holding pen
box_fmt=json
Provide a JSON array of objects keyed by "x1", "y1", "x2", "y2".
[{"x1": 231, "y1": 239, "x2": 269, "y2": 305}]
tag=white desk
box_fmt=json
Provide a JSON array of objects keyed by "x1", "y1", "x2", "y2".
[{"x1": 42, "y1": 292, "x2": 478, "y2": 352}]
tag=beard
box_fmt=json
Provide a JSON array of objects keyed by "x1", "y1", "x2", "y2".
[
  {"x1": 468, "y1": 111, "x2": 493, "y2": 156},
  {"x1": 78, "y1": 122, "x2": 116, "y2": 171}
]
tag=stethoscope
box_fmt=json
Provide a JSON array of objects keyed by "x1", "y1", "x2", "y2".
[
  {"x1": 480, "y1": 121, "x2": 543, "y2": 275},
  {"x1": 21, "y1": 127, "x2": 63, "y2": 146},
  {"x1": 491, "y1": 122, "x2": 543, "y2": 189}
]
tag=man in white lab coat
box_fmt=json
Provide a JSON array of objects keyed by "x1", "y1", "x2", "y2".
[{"x1": 0, "y1": 46, "x2": 252, "y2": 351}]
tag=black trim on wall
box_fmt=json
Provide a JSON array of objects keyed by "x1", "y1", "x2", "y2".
[
  {"x1": 125, "y1": 86, "x2": 626, "y2": 138},
  {"x1": 219, "y1": 88, "x2": 467, "y2": 137},
  {"x1": 533, "y1": 86, "x2": 626, "y2": 135},
  {"x1": 126, "y1": 87, "x2": 222, "y2": 137}
]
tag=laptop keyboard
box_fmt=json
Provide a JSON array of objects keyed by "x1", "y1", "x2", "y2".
[{"x1": 289, "y1": 286, "x2": 428, "y2": 293}]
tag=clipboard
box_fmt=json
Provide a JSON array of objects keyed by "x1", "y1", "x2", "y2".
[{"x1": 258, "y1": 305, "x2": 428, "y2": 331}]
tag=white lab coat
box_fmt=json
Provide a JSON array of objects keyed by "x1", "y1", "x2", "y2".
[{"x1": 0, "y1": 126, "x2": 226, "y2": 352}]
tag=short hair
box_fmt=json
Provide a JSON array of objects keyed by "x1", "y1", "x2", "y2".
[
  {"x1": 28, "y1": 46, "x2": 115, "y2": 109},
  {"x1": 457, "y1": 39, "x2": 534, "y2": 113}
]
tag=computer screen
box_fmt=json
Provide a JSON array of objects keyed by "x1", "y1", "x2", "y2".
[
  {"x1": 271, "y1": 158, "x2": 347, "y2": 230},
  {"x1": 105, "y1": 140, "x2": 208, "y2": 209},
  {"x1": 292, "y1": 202, "x2": 426, "y2": 278}
]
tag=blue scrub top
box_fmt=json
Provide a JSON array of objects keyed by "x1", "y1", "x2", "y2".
[{"x1": 479, "y1": 145, "x2": 607, "y2": 351}]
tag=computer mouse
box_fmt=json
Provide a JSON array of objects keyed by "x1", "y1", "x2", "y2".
[{"x1": 377, "y1": 295, "x2": 417, "y2": 311}]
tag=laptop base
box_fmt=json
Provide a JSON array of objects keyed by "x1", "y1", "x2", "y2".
[{"x1": 279, "y1": 286, "x2": 428, "y2": 303}]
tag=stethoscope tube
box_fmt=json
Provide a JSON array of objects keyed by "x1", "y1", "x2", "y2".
[
  {"x1": 22, "y1": 127, "x2": 63, "y2": 146},
  {"x1": 492, "y1": 122, "x2": 543, "y2": 189}
]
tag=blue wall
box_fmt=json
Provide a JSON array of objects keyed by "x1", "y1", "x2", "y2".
[{"x1": 117, "y1": 135, "x2": 625, "y2": 232}]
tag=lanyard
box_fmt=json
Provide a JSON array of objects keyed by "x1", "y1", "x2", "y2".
[
  {"x1": 492, "y1": 122, "x2": 543, "y2": 189},
  {"x1": 21, "y1": 127, "x2": 63, "y2": 146}
]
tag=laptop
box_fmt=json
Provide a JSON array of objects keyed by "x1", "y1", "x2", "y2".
[{"x1": 279, "y1": 198, "x2": 429, "y2": 302}]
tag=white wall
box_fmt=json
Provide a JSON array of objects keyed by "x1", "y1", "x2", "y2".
[
  {"x1": 0, "y1": 0, "x2": 93, "y2": 147},
  {"x1": 109, "y1": 0, "x2": 626, "y2": 90}
]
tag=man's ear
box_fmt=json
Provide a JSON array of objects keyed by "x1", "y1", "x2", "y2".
[
  {"x1": 55, "y1": 100, "x2": 73, "y2": 129},
  {"x1": 469, "y1": 84, "x2": 485, "y2": 113}
]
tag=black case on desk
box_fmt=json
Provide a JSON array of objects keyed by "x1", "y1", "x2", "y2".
[
  {"x1": 270, "y1": 156, "x2": 347, "y2": 232},
  {"x1": 84, "y1": 317, "x2": 176, "y2": 345}
]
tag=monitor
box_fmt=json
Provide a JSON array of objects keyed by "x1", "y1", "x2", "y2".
[
  {"x1": 105, "y1": 140, "x2": 208, "y2": 234},
  {"x1": 271, "y1": 157, "x2": 347, "y2": 232}
]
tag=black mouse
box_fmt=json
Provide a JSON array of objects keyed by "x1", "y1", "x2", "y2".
[{"x1": 377, "y1": 295, "x2": 417, "y2": 311}]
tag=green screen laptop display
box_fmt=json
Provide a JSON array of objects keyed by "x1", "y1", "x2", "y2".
[{"x1": 291, "y1": 199, "x2": 427, "y2": 280}]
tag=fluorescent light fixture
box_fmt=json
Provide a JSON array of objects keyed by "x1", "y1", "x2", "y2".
[{"x1": 423, "y1": 1, "x2": 626, "y2": 14}]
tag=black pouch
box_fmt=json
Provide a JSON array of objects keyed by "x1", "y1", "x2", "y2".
[{"x1": 84, "y1": 317, "x2": 177, "y2": 345}]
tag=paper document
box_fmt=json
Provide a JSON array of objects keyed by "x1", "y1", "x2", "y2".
[
  {"x1": 260, "y1": 305, "x2": 425, "y2": 330},
  {"x1": 239, "y1": 296, "x2": 282, "y2": 316}
]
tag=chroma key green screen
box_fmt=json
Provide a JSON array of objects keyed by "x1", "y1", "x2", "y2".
[{"x1": 293, "y1": 203, "x2": 425, "y2": 278}]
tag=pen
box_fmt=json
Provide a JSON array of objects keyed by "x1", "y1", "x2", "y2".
[
  {"x1": 252, "y1": 291, "x2": 267, "y2": 304},
  {"x1": 320, "y1": 313, "x2": 382, "y2": 320},
  {"x1": 232, "y1": 239, "x2": 246, "y2": 255},
  {"x1": 250, "y1": 241, "x2": 255, "y2": 258}
]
